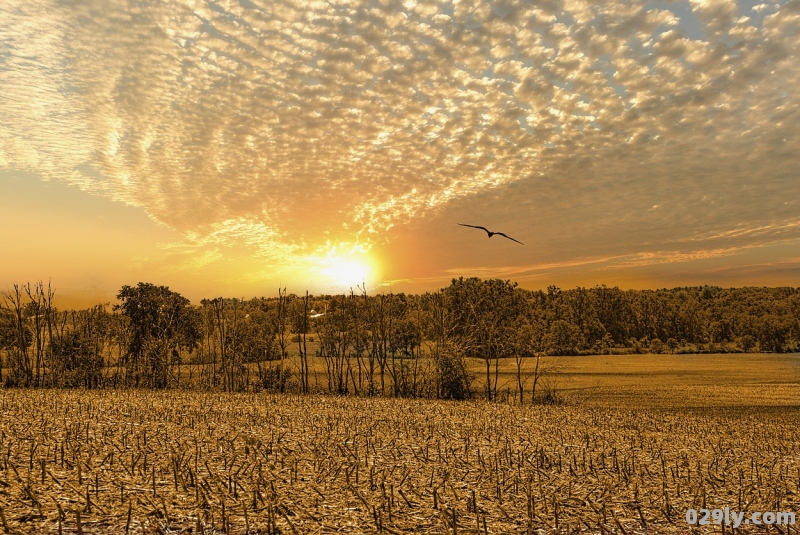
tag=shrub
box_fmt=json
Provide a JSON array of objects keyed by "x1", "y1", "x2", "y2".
[
  {"x1": 435, "y1": 350, "x2": 472, "y2": 400},
  {"x1": 536, "y1": 380, "x2": 565, "y2": 406},
  {"x1": 666, "y1": 338, "x2": 678, "y2": 353},
  {"x1": 738, "y1": 334, "x2": 756, "y2": 353},
  {"x1": 257, "y1": 363, "x2": 292, "y2": 393},
  {"x1": 650, "y1": 338, "x2": 664, "y2": 354},
  {"x1": 50, "y1": 330, "x2": 104, "y2": 388}
]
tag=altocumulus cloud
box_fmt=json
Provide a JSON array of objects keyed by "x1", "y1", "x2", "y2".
[{"x1": 1, "y1": 0, "x2": 799, "y2": 277}]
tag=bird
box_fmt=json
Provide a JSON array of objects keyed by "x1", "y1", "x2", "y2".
[{"x1": 458, "y1": 223, "x2": 524, "y2": 245}]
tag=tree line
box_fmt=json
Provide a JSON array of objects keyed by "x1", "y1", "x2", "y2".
[{"x1": 1, "y1": 279, "x2": 798, "y2": 399}]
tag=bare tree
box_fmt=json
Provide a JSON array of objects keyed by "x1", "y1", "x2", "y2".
[
  {"x1": 210, "y1": 298, "x2": 229, "y2": 390},
  {"x1": 514, "y1": 313, "x2": 545, "y2": 402},
  {"x1": 276, "y1": 288, "x2": 290, "y2": 392},
  {"x1": 348, "y1": 288, "x2": 368, "y2": 396},
  {"x1": 107, "y1": 307, "x2": 130, "y2": 388},
  {"x1": 24, "y1": 281, "x2": 56, "y2": 386},
  {"x1": 290, "y1": 291, "x2": 311, "y2": 394},
  {"x1": 315, "y1": 294, "x2": 352, "y2": 395},
  {"x1": 366, "y1": 291, "x2": 392, "y2": 396},
  {"x1": 2, "y1": 284, "x2": 32, "y2": 386},
  {"x1": 197, "y1": 300, "x2": 219, "y2": 388},
  {"x1": 0, "y1": 305, "x2": 16, "y2": 384},
  {"x1": 516, "y1": 322, "x2": 564, "y2": 403}
]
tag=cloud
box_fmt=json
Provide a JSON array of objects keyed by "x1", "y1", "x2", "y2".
[{"x1": 1, "y1": 0, "x2": 799, "y2": 283}]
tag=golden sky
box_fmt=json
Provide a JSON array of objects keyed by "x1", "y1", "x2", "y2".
[{"x1": 1, "y1": 0, "x2": 799, "y2": 306}]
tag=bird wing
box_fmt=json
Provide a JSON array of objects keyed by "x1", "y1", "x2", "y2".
[
  {"x1": 495, "y1": 232, "x2": 524, "y2": 245},
  {"x1": 458, "y1": 223, "x2": 491, "y2": 234}
]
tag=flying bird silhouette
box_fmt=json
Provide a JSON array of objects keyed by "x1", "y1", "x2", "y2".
[{"x1": 458, "y1": 223, "x2": 524, "y2": 245}]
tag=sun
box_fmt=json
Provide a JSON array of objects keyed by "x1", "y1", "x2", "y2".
[
  {"x1": 317, "y1": 250, "x2": 378, "y2": 289},
  {"x1": 322, "y1": 258, "x2": 368, "y2": 286}
]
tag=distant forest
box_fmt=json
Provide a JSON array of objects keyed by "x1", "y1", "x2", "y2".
[{"x1": 1, "y1": 279, "x2": 798, "y2": 398}]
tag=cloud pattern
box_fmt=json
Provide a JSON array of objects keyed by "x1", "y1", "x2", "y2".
[{"x1": 1, "y1": 0, "x2": 799, "y2": 284}]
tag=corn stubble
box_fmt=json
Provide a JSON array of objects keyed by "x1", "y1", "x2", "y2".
[{"x1": 0, "y1": 390, "x2": 797, "y2": 534}]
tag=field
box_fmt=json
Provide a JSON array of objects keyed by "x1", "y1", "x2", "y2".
[
  {"x1": 0, "y1": 354, "x2": 798, "y2": 534},
  {"x1": 491, "y1": 353, "x2": 800, "y2": 408},
  {"x1": 243, "y1": 352, "x2": 800, "y2": 407}
]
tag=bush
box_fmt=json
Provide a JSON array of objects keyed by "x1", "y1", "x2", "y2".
[
  {"x1": 666, "y1": 338, "x2": 678, "y2": 353},
  {"x1": 435, "y1": 350, "x2": 472, "y2": 400},
  {"x1": 535, "y1": 380, "x2": 565, "y2": 406},
  {"x1": 392, "y1": 359, "x2": 424, "y2": 398},
  {"x1": 738, "y1": 334, "x2": 756, "y2": 353},
  {"x1": 50, "y1": 330, "x2": 104, "y2": 388},
  {"x1": 650, "y1": 338, "x2": 664, "y2": 354},
  {"x1": 257, "y1": 363, "x2": 292, "y2": 393}
]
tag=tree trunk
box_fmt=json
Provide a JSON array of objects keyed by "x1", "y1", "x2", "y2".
[
  {"x1": 493, "y1": 355, "x2": 500, "y2": 401},
  {"x1": 485, "y1": 358, "x2": 491, "y2": 401},
  {"x1": 531, "y1": 354, "x2": 541, "y2": 404}
]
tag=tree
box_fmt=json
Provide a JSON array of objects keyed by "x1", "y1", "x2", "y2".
[
  {"x1": 315, "y1": 294, "x2": 353, "y2": 395},
  {"x1": 516, "y1": 318, "x2": 562, "y2": 404},
  {"x1": 275, "y1": 288, "x2": 290, "y2": 392},
  {"x1": 389, "y1": 312, "x2": 423, "y2": 397},
  {"x1": 289, "y1": 291, "x2": 311, "y2": 394},
  {"x1": 666, "y1": 338, "x2": 679, "y2": 354},
  {"x1": 738, "y1": 334, "x2": 756, "y2": 353},
  {"x1": 419, "y1": 290, "x2": 472, "y2": 400},
  {"x1": 205, "y1": 297, "x2": 284, "y2": 392},
  {"x1": 242, "y1": 299, "x2": 290, "y2": 393},
  {"x1": 544, "y1": 320, "x2": 584, "y2": 355},
  {"x1": 0, "y1": 305, "x2": 23, "y2": 385},
  {"x1": 0, "y1": 307, "x2": 16, "y2": 354},
  {"x1": 115, "y1": 283, "x2": 199, "y2": 388},
  {"x1": 444, "y1": 278, "x2": 523, "y2": 401},
  {"x1": 365, "y1": 291, "x2": 406, "y2": 396},
  {"x1": 22, "y1": 281, "x2": 56, "y2": 386},
  {"x1": 514, "y1": 316, "x2": 545, "y2": 402},
  {"x1": 50, "y1": 306, "x2": 107, "y2": 388},
  {"x1": 2, "y1": 283, "x2": 34, "y2": 386},
  {"x1": 208, "y1": 298, "x2": 231, "y2": 389}
]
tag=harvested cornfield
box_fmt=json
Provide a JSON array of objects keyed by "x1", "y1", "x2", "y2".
[{"x1": 0, "y1": 390, "x2": 797, "y2": 534}]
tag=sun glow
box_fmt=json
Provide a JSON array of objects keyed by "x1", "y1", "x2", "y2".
[
  {"x1": 316, "y1": 246, "x2": 379, "y2": 290},
  {"x1": 322, "y1": 258, "x2": 369, "y2": 287}
]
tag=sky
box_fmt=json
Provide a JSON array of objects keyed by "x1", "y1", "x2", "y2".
[{"x1": 1, "y1": 0, "x2": 799, "y2": 307}]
